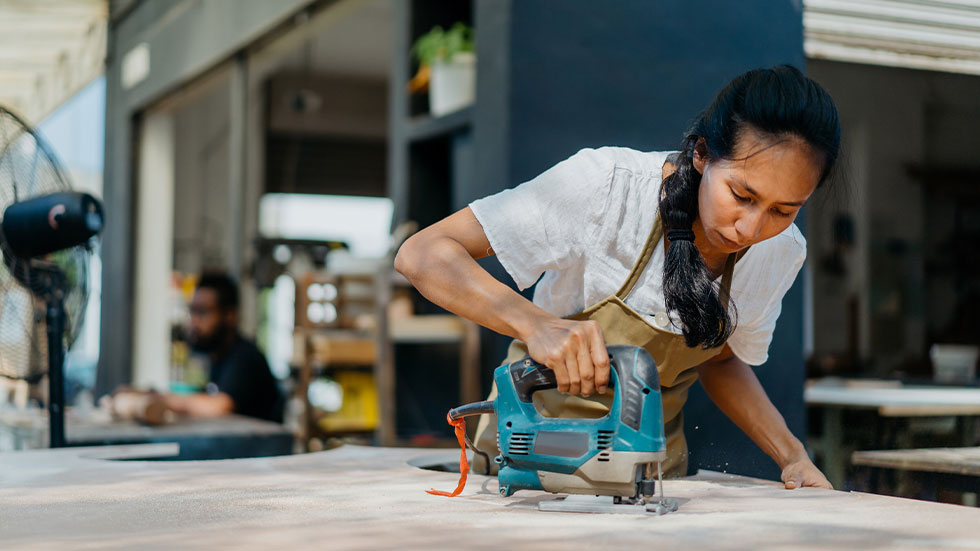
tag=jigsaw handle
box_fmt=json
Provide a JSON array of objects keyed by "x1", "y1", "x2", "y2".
[{"x1": 508, "y1": 345, "x2": 660, "y2": 430}]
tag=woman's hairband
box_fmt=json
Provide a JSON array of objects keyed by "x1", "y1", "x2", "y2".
[{"x1": 666, "y1": 229, "x2": 695, "y2": 242}]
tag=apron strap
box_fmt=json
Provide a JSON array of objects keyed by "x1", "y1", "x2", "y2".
[
  {"x1": 616, "y1": 216, "x2": 664, "y2": 299},
  {"x1": 718, "y1": 251, "x2": 737, "y2": 311}
]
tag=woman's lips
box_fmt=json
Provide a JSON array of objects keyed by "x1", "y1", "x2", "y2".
[{"x1": 717, "y1": 231, "x2": 743, "y2": 250}]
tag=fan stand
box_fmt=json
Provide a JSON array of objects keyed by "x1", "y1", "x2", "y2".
[{"x1": 37, "y1": 266, "x2": 68, "y2": 448}]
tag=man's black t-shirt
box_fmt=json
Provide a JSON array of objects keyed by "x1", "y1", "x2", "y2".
[{"x1": 209, "y1": 336, "x2": 283, "y2": 422}]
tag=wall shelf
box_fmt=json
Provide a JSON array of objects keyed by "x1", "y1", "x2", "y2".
[{"x1": 405, "y1": 106, "x2": 474, "y2": 142}]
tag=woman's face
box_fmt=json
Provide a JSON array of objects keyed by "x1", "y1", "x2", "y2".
[{"x1": 693, "y1": 130, "x2": 822, "y2": 254}]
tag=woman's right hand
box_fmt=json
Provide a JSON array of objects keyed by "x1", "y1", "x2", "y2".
[
  {"x1": 394, "y1": 207, "x2": 610, "y2": 397},
  {"x1": 522, "y1": 317, "x2": 610, "y2": 397}
]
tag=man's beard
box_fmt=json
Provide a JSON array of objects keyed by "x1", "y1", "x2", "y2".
[{"x1": 188, "y1": 327, "x2": 230, "y2": 354}]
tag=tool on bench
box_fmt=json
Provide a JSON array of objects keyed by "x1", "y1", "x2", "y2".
[{"x1": 432, "y1": 345, "x2": 678, "y2": 515}]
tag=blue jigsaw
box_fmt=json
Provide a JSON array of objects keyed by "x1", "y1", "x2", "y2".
[{"x1": 448, "y1": 345, "x2": 677, "y2": 514}]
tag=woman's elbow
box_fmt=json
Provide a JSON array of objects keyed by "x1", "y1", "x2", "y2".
[
  {"x1": 394, "y1": 234, "x2": 423, "y2": 280},
  {"x1": 395, "y1": 232, "x2": 466, "y2": 284}
]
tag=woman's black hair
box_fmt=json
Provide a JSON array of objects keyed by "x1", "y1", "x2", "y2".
[{"x1": 658, "y1": 65, "x2": 841, "y2": 349}]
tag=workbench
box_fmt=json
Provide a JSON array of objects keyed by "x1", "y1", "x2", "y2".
[
  {"x1": 69, "y1": 413, "x2": 294, "y2": 459},
  {"x1": 805, "y1": 378, "x2": 980, "y2": 489},
  {"x1": 853, "y1": 446, "x2": 980, "y2": 500},
  {"x1": 2, "y1": 444, "x2": 979, "y2": 550}
]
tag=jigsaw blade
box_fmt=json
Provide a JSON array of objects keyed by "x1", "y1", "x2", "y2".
[{"x1": 538, "y1": 494, "x2": 679, "y2": 515}]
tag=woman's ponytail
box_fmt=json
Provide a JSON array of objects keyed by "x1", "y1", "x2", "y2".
[{"x1": 659, "y1": 136, "x2": 735, "y2": 349}]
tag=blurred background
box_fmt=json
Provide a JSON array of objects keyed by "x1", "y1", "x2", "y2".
[{"x1": 1, "y1": 0, "x2": 980, "y2": 505}]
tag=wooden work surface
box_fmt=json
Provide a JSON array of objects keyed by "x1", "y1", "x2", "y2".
[
  {"x1": 2, "y1": 444, "x2": 980, "y2": 550},
  {"x1": 805, "y1": 378, "x2": 980, "y2": 416},
  {"x1": 853, "y1": 446, "x2": 980, "y2": 477}
]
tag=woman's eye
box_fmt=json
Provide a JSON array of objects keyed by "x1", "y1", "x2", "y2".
[
  {"x1": 771, "y1": 208, "x2": 793, "y2": 218},
  {"x1": 731, "y1": 190, "x2": 751, "y2": 203}
]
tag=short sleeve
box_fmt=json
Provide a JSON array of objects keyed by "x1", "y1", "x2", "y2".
[
  {"x1": 214, "y1": 353, "x2": 261, "y2": 411},
  {"x1": 212, "y1": 343, "x2": 280, "y2": 419},
  {"x1": 726, "y1": 232, "x2": 807, "y2": 366},
  {"x1": 468, "y1": 148, "x2": 615, "y2": 290}
]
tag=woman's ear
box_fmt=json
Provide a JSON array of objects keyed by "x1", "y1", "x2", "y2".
[{"x1": 692, "y1": 137, "x2": 708, "y2": 175}]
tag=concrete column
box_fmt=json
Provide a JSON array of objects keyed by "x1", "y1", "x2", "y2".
[
  {"x1": 228, "y1": 53, "x2": 255, "y2": 333},
  {"x1": 132, "y1": 111, "x2": 175, "y2": 391}
]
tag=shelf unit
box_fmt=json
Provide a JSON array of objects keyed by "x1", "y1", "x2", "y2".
[
  {"x1": 374, "y1": 263, "x2": 482, "y2": 446},
  {"x1": 380, "y1": 0, "x2": 484, "y2": 445},
  {"x1": 405, "y1": 106, "x2": 473, "y2": 142}
]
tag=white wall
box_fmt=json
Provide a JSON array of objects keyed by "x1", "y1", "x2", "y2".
[{"x1": 808, "y1": 60, "x2": 980, "y2": 374}]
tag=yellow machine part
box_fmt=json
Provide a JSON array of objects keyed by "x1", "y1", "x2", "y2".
[{"x1": 317, "y1": 370, "x2": 379, "y2": 433}]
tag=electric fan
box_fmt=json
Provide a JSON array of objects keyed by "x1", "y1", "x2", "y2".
[{"x1": 0, "y1": 106, "x2": 104, "y2": 447}]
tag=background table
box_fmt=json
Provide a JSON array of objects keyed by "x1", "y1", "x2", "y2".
[
  {"x1": 853, "y1": 446, "x2": 980, "y2": 500},
  {"x1": 805, "y1": 378, "x2": 980, "y2": 489},
  {"x1": 0, "y1": 408, "x2": 294, "y2": 460}
]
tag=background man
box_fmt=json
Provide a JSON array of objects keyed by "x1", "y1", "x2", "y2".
[{"x1": 162, "y1": 273, "x2": 283, "y2": 422}]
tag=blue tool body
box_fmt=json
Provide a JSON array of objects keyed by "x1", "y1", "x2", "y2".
[{"x1": 493, "y1": 345, "x2": 666, "y2": 497}]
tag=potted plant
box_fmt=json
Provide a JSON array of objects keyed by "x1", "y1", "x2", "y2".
[{"x1": 409, "y1": 22, "x2": 475, "y2": 116}]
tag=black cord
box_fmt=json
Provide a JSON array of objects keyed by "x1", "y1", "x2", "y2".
[
  {"x1": 448, "y1": 401, "x2": 496, "y2": 475},
  {"x1": 448, "y1": 400, "x2": 495, "y2": 420},
  {"x1": 463, "y1": 432, "x2": 492, "y2": 475}
]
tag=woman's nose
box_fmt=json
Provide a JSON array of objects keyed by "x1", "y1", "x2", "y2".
[{"x1": 735, "y1": 210, "x2": 765, "y2": 242}]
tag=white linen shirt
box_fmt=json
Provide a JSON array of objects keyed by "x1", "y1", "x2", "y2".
[{"x1": 468, "y1": 146, "x2": 806, "y2": 366}]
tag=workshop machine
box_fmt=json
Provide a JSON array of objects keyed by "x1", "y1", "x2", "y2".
[{"x1": 445, "y1": 345, "x2": 678, "y2": 515}]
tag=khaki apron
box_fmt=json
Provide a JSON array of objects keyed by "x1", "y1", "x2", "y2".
[{"x1": 473, "y1": 214, "x2": 739, "y2": 478}]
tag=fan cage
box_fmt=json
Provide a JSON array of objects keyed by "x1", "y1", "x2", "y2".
[{"x1": 0, "y1": 106, "x2": 91, "y2": 381}]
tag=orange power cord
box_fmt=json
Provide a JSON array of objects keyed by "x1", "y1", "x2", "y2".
[{"x1": 425, "y1": 412, "x2": 469, "y2": 497}]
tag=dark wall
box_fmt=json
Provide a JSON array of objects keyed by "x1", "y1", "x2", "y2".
[
  {"x1": 471, "y1": 0, "x2": 808, "y2": 480},
  {"x1": 506, "y1": 0, "x2": 806, "y2": 182}
]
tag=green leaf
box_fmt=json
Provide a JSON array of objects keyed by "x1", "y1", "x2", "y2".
[{"x1": 411, "y1": 22, "x2": 474, "y2": 65}]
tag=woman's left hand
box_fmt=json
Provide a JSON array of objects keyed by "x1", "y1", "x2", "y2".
[{"x1": 780, "y1": 455, "x2": 832, "y2": 490}]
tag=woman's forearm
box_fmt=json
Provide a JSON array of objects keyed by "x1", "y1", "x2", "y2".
[
  {"x1": 394, "y1": 218, "x2": 552, "y2": 342},
  {"x1": 395, "y1": 208, "x2": 612, "y2": 396},
  {"x1": 696, "y1": 349, "x2": 807, "y2": 468}
]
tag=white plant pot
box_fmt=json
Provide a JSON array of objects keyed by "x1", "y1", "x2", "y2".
[{"x1": 430, "y1": 51, "x2": 476, "y2": 117}]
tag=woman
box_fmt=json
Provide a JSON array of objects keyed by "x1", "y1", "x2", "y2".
[{"x1": 395, "y1": 65, "x2": 839, "y2": 489}]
